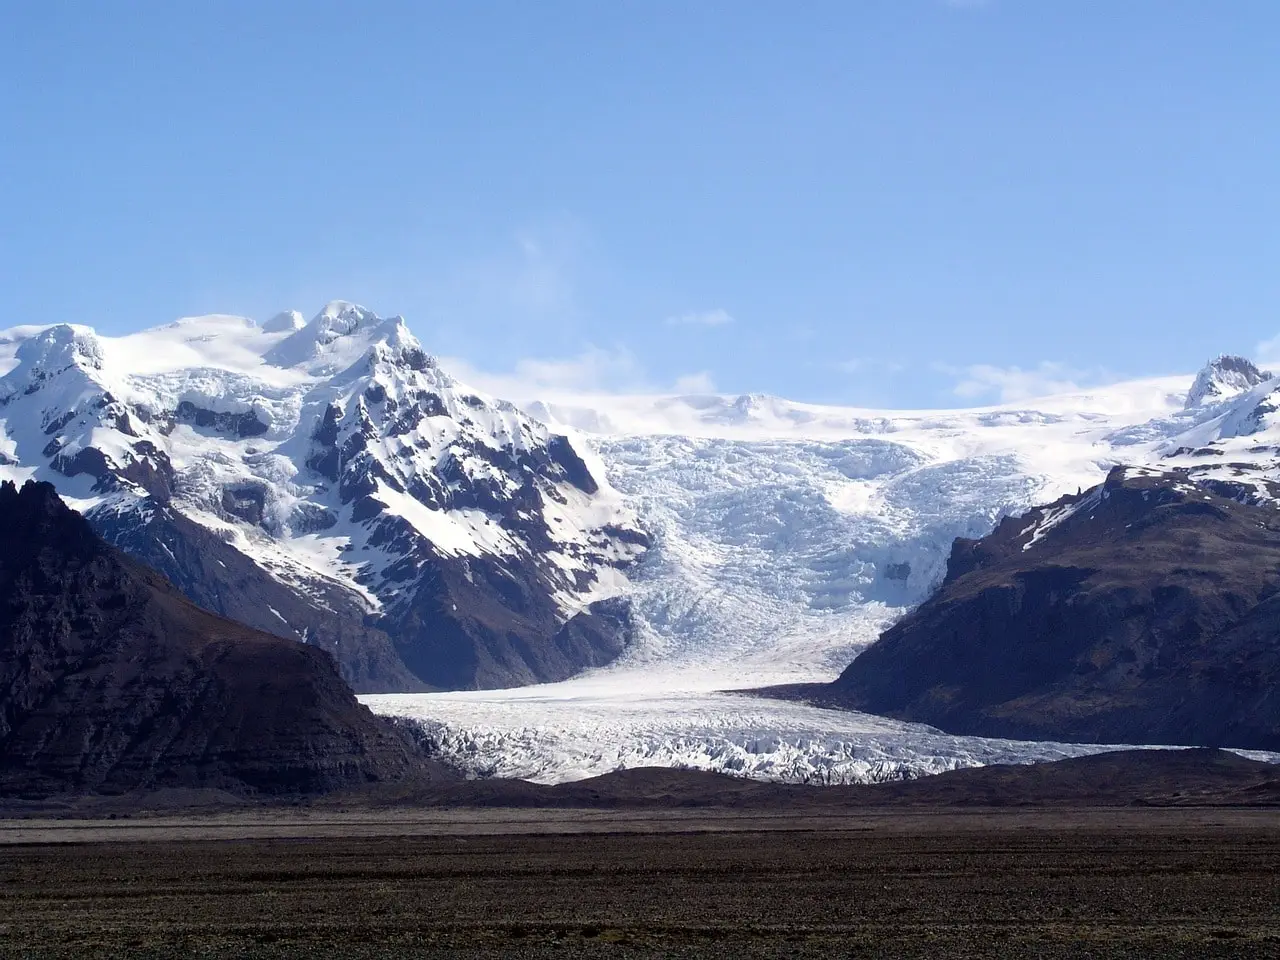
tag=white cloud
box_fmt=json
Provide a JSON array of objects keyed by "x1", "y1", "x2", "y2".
[
  {"x1": 672, "y1": 371, "x2": 717, "y2": 394},
  {"x1": 939, "y1": 361, "x2": 1108, "y2": 404},
  {"x1": 1255, "y1": 334, "x2": 1280, "y2": 370},
  {"x1": 442, "y1": 347, "x2": 714, "y2": 401},
  {"x1": 444, "y1": 347, "x2": 644, "y2": 398},
  {"x1": 664, "y1": 308, "x2": 735, "y2": 328}
]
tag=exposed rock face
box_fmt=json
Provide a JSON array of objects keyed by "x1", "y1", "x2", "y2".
[
  {"x1": 0, "y1": 480, "x2": 424, "y2": 797},
  {"x1": 1184, "y1": 355, "x2": 1273, "y2": 409},
  {"x1": 92, "y1": 504, "x2": 424, "y2": 694},
  {"x1": 821, "y1": 467, "x2": 1280, "y2": 751},
  {"x1": 0, "y1": 306, "x2": 648, "y2": 692}
]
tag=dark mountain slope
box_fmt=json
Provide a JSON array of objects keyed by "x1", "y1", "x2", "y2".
[
  {"x1": 0, "y1": 313, "x2": 648, "y2": 695},
  {"x1": 0, "y1": 480, "x2": 426, "y2": 798},
  {"x1": 808, "y1": 467, "x2": 1280, "y2": 750},
  {"x1": 94, "y1": 503, "x2": 424, "y2": 694}
]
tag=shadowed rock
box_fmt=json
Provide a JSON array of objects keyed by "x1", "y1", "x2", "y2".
[
  {"x1": 0, "y1": 480, "x2": 426, "y2": 798},
  {"x1": 802, "y1": 468, "x2": 1280, "y2": 751}
]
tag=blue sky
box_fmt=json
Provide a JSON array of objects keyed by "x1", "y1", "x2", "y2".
[{"x1": 3, "y1": 1, "x2": 1277, "y2": 407}]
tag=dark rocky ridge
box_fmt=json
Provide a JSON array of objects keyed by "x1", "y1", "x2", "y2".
[
  {"x1": 0, "y1": 480, "x2": 427, "y2": 798},
  {"x1": 797, "y1": 468, "x2": 1280, "y2": 751},
  {"x1": 91, "y1": 504, "x2": 425, "y2": 694}
]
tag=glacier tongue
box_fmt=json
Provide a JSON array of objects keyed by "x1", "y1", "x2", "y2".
[
  {"x1": 364, "y1": 685, "x2": 1127, "y2": 784},
  {"x1": 369, "y1": 375, "x2": 1264, "y2": 783},
  {"x1": 362, "y1": 369, "x2": 1280, "y2": 783}
]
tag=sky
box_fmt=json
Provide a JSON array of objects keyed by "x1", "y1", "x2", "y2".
[{"x1": 2, "y1": 1, "x2": 1278, "y2": 408}]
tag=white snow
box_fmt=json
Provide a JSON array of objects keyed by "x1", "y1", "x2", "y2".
[
  {"x1": 372, "y1": 482, "x2": 515, "y2": 559},
  {"x1": 1020, "y1": 490, "x2": 1100, "y2": 552},
  {"x1": 365, "y1": 683, "x2": 1130, "y2": 784},
  {"x1": 6, "y1": 309, "x2": 1277, "y2": 785},
  {"x1": 0, "y1": 305, "x2": 641, "y2": 627}
]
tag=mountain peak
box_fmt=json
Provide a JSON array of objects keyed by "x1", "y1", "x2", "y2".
[
  {"x1": 0, "y1": 324, "x2": 109, "y2": 404},
  {"x1": 313, "y1": 300, "x2": 376, "y2": 325},
  {"x1": 362, "y1": 316, "x2": 442, "y2": 377},
  {"x1": 1185, "y1": 355, "x2": 1273, "y2": 409},
  {"x1": 265, "y1": 303, "x2": 403, "y2": 374},
  {"x1": 306, "y1": 301, "x2": 384, "y2": 344},
  {"x1": 13, "y1": 323, "x2": 104, "y2": 373}
]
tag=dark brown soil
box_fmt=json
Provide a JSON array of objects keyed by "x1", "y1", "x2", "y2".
[{"x1": 2, "y1": 809, "x2": 1279, "y2": 958}]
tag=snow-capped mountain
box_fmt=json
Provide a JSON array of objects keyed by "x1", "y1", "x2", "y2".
[
  {"x1": 370, "y1": 355, "x2": 1280, "y2": 783},
  {"x1": 0, "y1": 304, "x2": 647, "y2": 691},
  {"x1": 5, "y1": 307, "x2": 1277, "y2": 784},
  {"x1": 1184, "y1": 354, "x2": 1272, "y2": 409}
]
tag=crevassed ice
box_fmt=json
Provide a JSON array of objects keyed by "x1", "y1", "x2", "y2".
[{"x1": 364, "y1": 371, "x2": 1280, "y2": 784}]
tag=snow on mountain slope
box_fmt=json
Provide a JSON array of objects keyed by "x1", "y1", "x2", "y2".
[
  {"x1": 372, "y1": 363, "x2": 1280, "y2": 784},
  {"x1": 0, "y1": 305, "x2": 647, "y2": 691},
  {"x1": 1184, "y1": 354, "x2": 1272, "y2": 410},
  {"x1": 6, "y1": 307, "x2": 1270, "y2": 784}
]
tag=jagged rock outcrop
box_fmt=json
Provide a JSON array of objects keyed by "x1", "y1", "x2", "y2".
[
  {"x1": 0, "y1": 480, "x2": 426, "y2": 797},
  {"x1": 0, "y1": 305, "x2": 648, "y2": 692},
  {"x1": 1184, "y1": 355, "x2": 1273, "y2": 409},
  {"x1": 816, "y1": 467, "x2": 1280, "y2": 751}
]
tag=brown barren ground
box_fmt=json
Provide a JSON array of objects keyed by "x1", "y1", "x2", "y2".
[{"x1": 1, "y1": 808, "x2": 1279, "y2": 958}]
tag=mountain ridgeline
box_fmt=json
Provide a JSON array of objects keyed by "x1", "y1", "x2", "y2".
[
  {"x1": 0, "y1": 305, "x2": 648, "y2": 692},
  {"x1": 6, "y1": 308, "x2": 1280, "y2": 775}
]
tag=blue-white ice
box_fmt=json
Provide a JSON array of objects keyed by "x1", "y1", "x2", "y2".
[
  {"x1": 365, "y1": 384, "x2": 1231, "y2": 784},
  {"x1": 2, "y1": 312, "x2": 1265, "y2": 786}
]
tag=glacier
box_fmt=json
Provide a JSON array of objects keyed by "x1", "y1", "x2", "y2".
[
  {"x1": 370, "y1": 365, "x2": 1280, "y2": 783},
  {"x1": 4, "y1": 308, "x2": 1277, "y2": 785}
]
